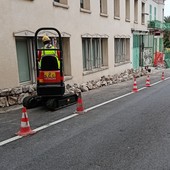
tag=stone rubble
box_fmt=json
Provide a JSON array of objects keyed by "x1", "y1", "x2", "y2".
[{"x1": 0, "y1": 68, "x2": 147, "y2": 108}]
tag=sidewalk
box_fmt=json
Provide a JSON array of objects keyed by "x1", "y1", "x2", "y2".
[
  {"x1": 0, "y1": 67, "x2": 168, "y2": 114},
  {"x1": 0, "y1": 105, "x2": 23, "y2": 114}
]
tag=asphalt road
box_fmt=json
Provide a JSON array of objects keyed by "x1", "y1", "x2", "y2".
[{"x1": 1, "y1": 68, "x2": 170, "y2": 170}]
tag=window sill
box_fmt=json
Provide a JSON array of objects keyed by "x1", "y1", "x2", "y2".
[
  {"x1": 114, "y1": 16, "x2": 120, "y2": 20},
  {"x1": 100, "y1": 13, "x2": 108, "y2": 17},
  {"x1": 80, "y1": 8, "x2": 91, "y2": 14},
  {"x1": 125, "y1": 18, "x2": 130, "y2": 22},
  {"x1": 134, "y1": 20, "x2": 138, "y2": 24},
  {"x1": 83, "y1": 66, "x2": 108, "y2": 76},
  {"x1": 64, "y1": 76, "x2": 73, "y2": 81},
  {"x1": 114, "y1": 61, "x2": 130, "y2": 67},
  {"x1": 53, "y1": 2, "x2": 69, "y2": 9}
]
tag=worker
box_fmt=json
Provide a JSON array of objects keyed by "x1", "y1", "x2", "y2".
[{"x1": 38, "y1": 35, "x2": 60, "y2": 69}]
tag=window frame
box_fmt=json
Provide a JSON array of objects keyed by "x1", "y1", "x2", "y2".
[
  {"x1": 15, "y1": 38, "x2": 35, "y2": 84},
  {"x1": 80, "y1": 0, "x2": 91, "y2": 13},
  {"x1": 82, "y1": 37, "x2": 107, "y2": 72},
  {"x1": 134, "y1": 0, "x2": 138, "y2": 23},
  {"x1": 53, "y1": 0, "x2": 69, "y2": 9},
  {"x1": 114, "y1": 38, "x2": 130, "y2": 65},
  {"x1": 100, "y1": 0, "x2": 108, "y2": 16},
  {"x1": 125, "y1": 0, "x2": 130, "y2": 21},
  {"x1": 154, "y1": 7, "x2": 156, "y2": 20},
  {"x1": 114, "y1": 0, "x2": 120, "y2": 19},
  {"x1": 150, "y1": 4, "x2": 152, "y2": 21},
  {"x1": 141, "y1": 2, "x2": 145, "y2": 25}
]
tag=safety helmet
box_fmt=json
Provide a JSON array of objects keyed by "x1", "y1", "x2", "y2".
[{"x1": 42, "y1": 35, "x2": 50, "y2": 42}]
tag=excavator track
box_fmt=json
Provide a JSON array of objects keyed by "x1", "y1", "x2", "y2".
[
  {"x1": 23, "y1": 95, "x2": 43, "y2": 109},
  {"x1": 46, "y1": 94, "x2": 78, "y2": 111},
  {"x1": 23, "y1": 94, "x2": 78, "y2": 110}
]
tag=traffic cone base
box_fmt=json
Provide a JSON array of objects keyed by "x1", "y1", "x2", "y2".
[
  {"x1": 16, "y1": 107, "x2": 35, "y2": 136},
  {"x1": 16, "y1": 128, "x2": 35, "y2": 136},
  {"x1": 133, "y1": 88, "x2": 138, "y2": 92}
]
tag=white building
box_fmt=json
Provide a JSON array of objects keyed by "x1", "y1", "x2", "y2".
[{"x1": 0, "y1": 0, "x2": 165, "y2": 91}]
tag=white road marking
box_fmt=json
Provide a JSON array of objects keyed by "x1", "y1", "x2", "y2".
[
  {"x1": 0, "y1": 136, "x2": 23, "y2": 146},
  {"x1": 1, "y1": 77, "x2": 170, "y2": 146},
  {"x1": 33, "y1": 114, "x2": 78, "y2": 132},
  {"x1": 0, "y1": 114, "x2": 78, "y2": 146}
]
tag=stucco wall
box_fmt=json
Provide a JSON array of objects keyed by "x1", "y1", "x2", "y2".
[{"x1": 0, "y1": 0, "x2": 163, "y2": 89}]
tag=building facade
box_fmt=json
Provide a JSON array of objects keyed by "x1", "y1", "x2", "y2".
[{"x1": 0, "y1": 0, "x2": 165, "y2": 91}]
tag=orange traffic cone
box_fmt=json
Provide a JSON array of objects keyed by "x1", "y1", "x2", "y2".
[
  {"x1": 145, "y1": 75, "x2": 151, "y2": 87},
  {"x1": 132, "y1": 77, "x2": 138, "y2": 92},
  {"x1": 16, "y1": 107, "x2": 35, "y2": 136},
  {"x1": 76, "y1": 92, "x2": 84, "y2": 114},
  {"x1": 161, "y1": 71, "x2": 165, "y2": 80}
]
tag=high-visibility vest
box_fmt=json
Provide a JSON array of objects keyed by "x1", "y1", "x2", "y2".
[{"x1": 40, "y1": 46, "x2": 60, "y2": 69}]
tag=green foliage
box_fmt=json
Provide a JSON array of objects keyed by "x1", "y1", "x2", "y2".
[{"x1": 164, "y1": 16, "x2": 170, "y2": 23}]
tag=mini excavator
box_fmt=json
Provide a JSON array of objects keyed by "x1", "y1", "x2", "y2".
[{"x1": 23, "y1": 27, "x2": 78, "y2": 110}]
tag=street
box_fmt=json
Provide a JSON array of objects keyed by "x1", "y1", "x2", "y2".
[{"x1": 1, "y1": 69, "x2": 170, "y2": 170}]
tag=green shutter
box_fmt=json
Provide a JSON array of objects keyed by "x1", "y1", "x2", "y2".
[
  {"x1": 16, "y1": 39, "x2": 31, "y2": 83},
  {"x1": 159, "y1": 38, "x2": 163, "y2": 52},
  {"x1": 133, "y1": 35, "x2": 140, "y2": 69}
]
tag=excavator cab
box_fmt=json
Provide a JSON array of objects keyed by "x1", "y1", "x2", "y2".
[{"x1": 23, "y1": 27, "x2": 77, "y2": 110}]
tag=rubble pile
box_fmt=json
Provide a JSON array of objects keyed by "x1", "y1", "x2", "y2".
[{"x1": 0, "y1": 69, "x2": 147, "y2": 108}]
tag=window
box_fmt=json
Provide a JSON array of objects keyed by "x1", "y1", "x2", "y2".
[
  {"x1": 125, "y1": 0, "x2": 130, "y2": 21},
  {"x1": 53, "y1": 0, "x2": 68, "y2": 8},
  {"x1": 54, "y1": 0, "x2": 67, "y2": 5},
  {"x1": 16, "y1": 38, "x2": 33, "y2": 83},
  {"x1": 154, "y1": 7, "x2": 156, "y2": 20},
  {"x1": 162, "y1": 9, "x2": 164, "y2": 21},
  {"x1": 150, "y1": 5, "x2": 152, "y2": 21},
  {"x1": 141, "y1": 2, "x2": 145, "y2": 24},
  {"x1": 114, "y1": 38, "x2": 130, "y2": 64},
  {"x1": 134, "y1": 0, "x2": 138, "y2": 23},
  {"x1": 100, "y1": 0, "x2": 107, "y2": 15},
  {"x1": 80, "y1": 0, "x2": 90, "y2": 11},
  {"x1": 114, "y1": 0, "x2": 120, "y2": 18},
  {"x1": 62, "y1": 38, "x2": 71, "y2": 76},
  {"x1": 143, "y1": 35, "x2": 154, "y2": 48},
  {"x1": 82, "y1": 38, "x2": 108, "y2": 71},
  {"x1": 16, "y1": 35, "x2": 71, "y2": 84}
]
